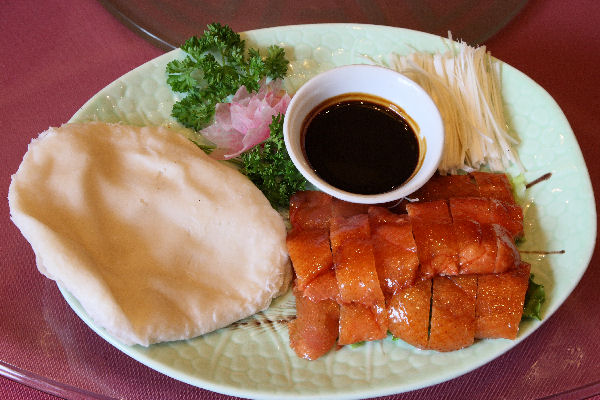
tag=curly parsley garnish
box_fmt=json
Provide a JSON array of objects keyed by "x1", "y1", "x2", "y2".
[
  {"x1": 166, "y1": 23, "x2": 289, "y2": 131},
  {"x1": 241, "y1": 114, "x2": 306, "y2": 209}
]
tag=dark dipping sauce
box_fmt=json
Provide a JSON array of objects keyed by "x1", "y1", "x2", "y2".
[{"x1": 302, "y1": 94, "x2": 420, "y2": 195}]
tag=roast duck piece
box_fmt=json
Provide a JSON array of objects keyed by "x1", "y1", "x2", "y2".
[{"x1": 286, "y1": 172, "x2": 530, "y2": 360}]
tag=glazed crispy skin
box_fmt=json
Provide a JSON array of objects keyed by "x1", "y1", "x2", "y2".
[
  {"x1": 286, "y1": 228, "x2": 333, "y2": 291},
  {"x1": 289, "y1": 191, "x2": 333, "y2": 230},
  {"x1": 387, "y1": 279, "x2": 432, "y2": 349},
  {"x1": 406, "y1": 200, "x2": 452, "y2": 223},
  {"x1": 450, "y1": 197, "x2": 524, "y2": 239},
  {"x1": 289, "y1": 286, "x2": 340, "y2": 360},
  {"x1": 428, "y1": 276, "x2": 477, "y2": 351},
  {"x1": 410, "y1": 172, "x2": 514, "y2": 204},
  {"x1": 492, "y1": 224, "x2": 521, "y2": 273},
  {"x1": 329, "y1": 214, "x2": 371, "y2": 251},
  {"x1": 330, "y1": 213, "x2": 387, "y2": 343},
  {"x1": 330, "y1": 214, "x2": 384, "y2": 306},
  {"x1": 289, "y1": 191, "x2": 370, "y2": 230},
  {"x1": 338, "y1": 301, "x2": 388, "y2": 345},
  {"x1": 453, "y1": 219, "x2": 497, "y2": 274},
  {"x1": 453, "y1": 221, "x2": 520, "y2": 275},
  {"x1": 407, "y1": 201, "x2": 459, "y2": 277},
  {"x1": 332, "y1": 237, "x2": 384, "y2": 305},
  {"x1": 302, "y1": 269, "x2": 340, "y2": 302},
  {"x1": 396, "y1": 172, "x2": 519, "y2": 218},
  {"x1": 331, "y1": 197, "x2": 370, "y2": 219},
  {"x1": 369, "y1": 207, "x2": 419, "y2": 295},
  {"x1": 471, "y1": 171, "x2": 515, "y2": 204},
  {"x1": 411, "y1": 174, "x2": 479, "y2": 202},
  {"x1": 476, "y1": 263, "x2": 531, "y2": 339}
]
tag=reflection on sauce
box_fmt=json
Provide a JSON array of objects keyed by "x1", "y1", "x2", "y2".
[{"x1": 302, "y1": 94, "x2": 420, "y2": 195}]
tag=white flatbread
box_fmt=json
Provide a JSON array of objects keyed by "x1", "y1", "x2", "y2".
[{"x1": 8, "y1": 122, "x2": 291, "y2": 346}]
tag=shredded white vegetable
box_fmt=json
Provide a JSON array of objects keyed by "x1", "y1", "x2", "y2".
[{"x1": 385, "y1": 35, "x2": 524, "y2": 174}]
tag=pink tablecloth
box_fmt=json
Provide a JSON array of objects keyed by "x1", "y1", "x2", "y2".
[{"x1": 1, "y1": 0, "x2": 599, "y2": 399}]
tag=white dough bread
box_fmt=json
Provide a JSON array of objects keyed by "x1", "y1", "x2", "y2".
[{"x1": 8, "y1": 122, "x2": 291, "y2": 346}]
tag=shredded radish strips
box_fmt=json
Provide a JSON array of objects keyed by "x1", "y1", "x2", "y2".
[{"x1": 387, "y1": 39, "x2": 523, "y2": 174}]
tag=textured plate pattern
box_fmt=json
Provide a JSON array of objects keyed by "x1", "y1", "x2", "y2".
[{"x1": 66, "y1": 24, "x2": 596, "y2": 399}]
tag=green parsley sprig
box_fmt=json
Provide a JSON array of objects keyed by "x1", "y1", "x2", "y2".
[
  {"x1": 166, "y1": 23, "x2": 289, "y2": 131},
  {"x1": 240, "y1": 114, "x2": 306, "y2": 209}
]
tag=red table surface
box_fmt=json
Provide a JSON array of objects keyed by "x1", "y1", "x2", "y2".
[{"x1": 1, "y1": 0, "x2": 599, "y2": 399}]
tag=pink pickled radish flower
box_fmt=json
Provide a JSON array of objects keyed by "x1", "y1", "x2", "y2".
[{"x1": 201, "y1": 80, "x2": 291, "y2": 159}]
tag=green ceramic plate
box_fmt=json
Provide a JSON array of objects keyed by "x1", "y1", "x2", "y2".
[{"x1": 64, "y1": 24, "x2": 596, "y2": 399}]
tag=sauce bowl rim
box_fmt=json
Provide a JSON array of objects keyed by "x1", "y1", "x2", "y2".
[{"x1": 283, "y1": 64, "x2": 444, "y2": 204}]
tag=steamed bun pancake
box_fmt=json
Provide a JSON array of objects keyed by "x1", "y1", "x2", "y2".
[{"x1": 8, "y1": 122, "x2": 291, "y2": 346}]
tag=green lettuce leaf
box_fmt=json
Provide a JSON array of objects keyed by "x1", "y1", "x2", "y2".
[{"x1": 522, "y1": 274, "x2": 545, "y2": 320}]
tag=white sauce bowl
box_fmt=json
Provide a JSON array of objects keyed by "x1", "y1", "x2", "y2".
[{"x1": 283, "y1": 64, "x2": 444, "y2": 204}]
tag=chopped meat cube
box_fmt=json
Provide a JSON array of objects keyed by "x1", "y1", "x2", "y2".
[
  {"x1": 412, "y1": 174, "x2": 479, "y2": 202},
  {"x1": 387, "y1": 279, "x2": 432, "y2": 349},
  {"x1": 450, "y1": 197, "x2": 523, "y2": 239},
  {"x1": 428, "y1": 275, "x2": 477, "y2": 351},
  {"x1": 329, "y1": 214, "x2": 371, "y2": 251},
  {"x1": 289, "y1": 286, "x2": 340, "y2": 360},
  {"x1": 475, "y1": 263, "x2": 531, "y2": 339},
  {"x1": 369, "y1": 207, "x2": 419, "y2": 294},
  {"x1": 407, "y1": 201, "x2": 459, "y2": 277},
  {"x1": 331, "y1": 197, "x2": 370, "y2": 218},
  {"x1": 330, "y1": 214, "x2": 384, "y2": 306},
  {"x1": 302, "y1": 269, "x2": 340, "y2": 302},
  {"x1": 338, "y1": 301, "x2": 387, "y2": 345},
  {"x1": 493, "y1": 224, "x2": 521, "y2": 273},
  {"x1": 367, "y1": 205, "x2": 407, "y2": 225},
  {"x1": 453, "y1": 221, "x2": 520, "y2": 275},
  {"x1": 286, "y1": 228, "x2": 332, "y2": 290},
  {"x1": 332, "y1": 237, "x2": 384, "y2": 306},
  {"x1": 471, "y1": 172, "x2": 516, "y2": 204},
  {"x1": 289, "y1": 191, "x2": 332, "y2": 230},
  {"x1": 454, "y1": 219, "x2": 497, "y2": 274},
  {"x1": 406, "y1": 199, "x2": 452, "y2": 223}
]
